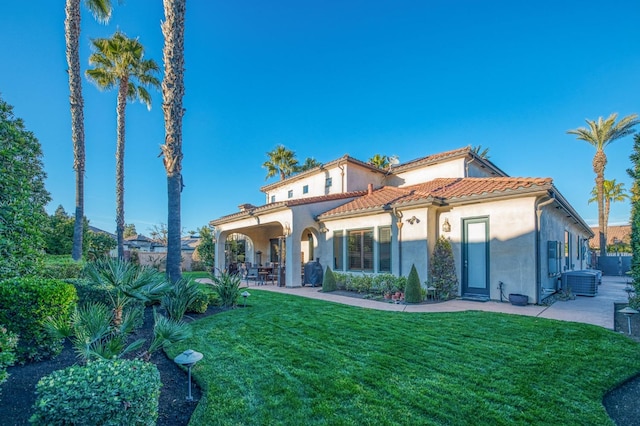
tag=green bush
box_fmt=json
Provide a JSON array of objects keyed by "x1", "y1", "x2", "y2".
[
  {"x1": 211, "y1": 272, "x2": 241, "y2": 308},
  {"x1": 0, "y1": 277, "x2": 76, "y2": 362},
  {"x1": 30, "y1": 359, "x2": 161, "y2": 426},
  {"x1": 404, "y1": 264, "x2": 422, "y2": 303},
  {"x1": 322, "y1": 266, "x2": 337, "y2": 292},
  {"x1": 186, "y1": 283, "x2": 211, "y2": 313},
  {"x1": 0, "y1": 325, "x2": 17, "y2": 390},
  {"x1": 429, "y1": 236, "x2": 458, "y2": 300},
  {"x1": 41, "y1": 256, "x2": 84, "y2": 279},
  {"x1": 161, "y1": 278, "x2": 201, "y2": 321},
  {"x1": 72, "y1": 279, "x2": 113, "y2": 306}
]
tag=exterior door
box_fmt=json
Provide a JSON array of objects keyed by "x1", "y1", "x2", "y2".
[{"x1": 462, "y1": 217, "x2": 490, "y2": 298}]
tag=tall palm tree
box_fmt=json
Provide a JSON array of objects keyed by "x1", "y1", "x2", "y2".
[
  {"x1": 263, "y1": 145, "x2": 299, "y2": 180},
  {"x1": 368, "y1": 154, "x2": 390, "y2": 169},
  {"x1": 297, "y1": 157, "x2": 321, "y2": 172},
  {"x1": 86, "y1": 32, "x2": 160, "y2": 260},
  {"x1": 568, "y1": 113, "x2": 639, "y2": 254},
  {"x1": 588, "y1": 179, "x2": 629, "y2": 246},
  {"x1": 65, "y1": 0, "x2": 113, "y2": 261},
  {"x1": 160, "y1": 0, "x2": 187, "y2": 284}
]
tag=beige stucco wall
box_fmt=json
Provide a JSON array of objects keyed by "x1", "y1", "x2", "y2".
[
  {"x1": 391, "y1": 158, "x2": 466, "y2": 186},
  {"x1": 438, "y1": 197, "x2": 538, "y2": 301}
]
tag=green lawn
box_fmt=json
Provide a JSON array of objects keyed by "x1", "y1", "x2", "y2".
[
  {"x1": 166, "y1": 290, "x2": 640, "y2": 425},
  {"x1": 182, "y1": 271, "x2": 211, "y2": 281}
]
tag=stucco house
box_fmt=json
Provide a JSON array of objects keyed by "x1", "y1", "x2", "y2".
[{"x1": 210, "y1": 147, "x2": 593, "y2": 304}]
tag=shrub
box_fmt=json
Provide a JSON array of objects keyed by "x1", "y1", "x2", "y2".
[
  {"x1": 211, "y1": 272, "x2": 242, "y2": 307},
  {"x1": 0, "y1": 325, "x2": 17, "y2": 390},
  {"x1": 0, "y1": 277, "x2": 76, "y2": 362},
  {"x1": 429, "y1": 236, "x2": 458, "y2": 300},
  {"x1": 322, "y1": 266, "x2": 337, "y2": 292},
  {"x1": 72, "y1": 279, "x2": 113, "y2": 306},
  {"x1": 405, "y1": 264, "x2": 423, "y2": 303},
  {"x1": 161, "y1": 278, "x2": 202, "y2": 321},
  {"x1": 186, "y1": 283, "x2": 211, "y2": 313},
  {"x1": 41, "y1": 256, "x2": 84, "y2": 279},
  {"x1": 30, "y1": 359, "x2": 161, "y2": 426}
]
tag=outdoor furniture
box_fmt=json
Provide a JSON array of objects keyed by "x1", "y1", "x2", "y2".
[{"x1": 246, "y1": 267, "x2": 259, "y2": 284}]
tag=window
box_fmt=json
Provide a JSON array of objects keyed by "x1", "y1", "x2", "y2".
[
  {"x1": 333, "y1": 231, "x2": 343, "y2": 270},
  {"x1": 325, "y1": 177, "x2": 332, "y2": 187},
  {"x1": 303, "y1": 185, "x2": 309, "y2": 194},
  {"x1": 270, "y1": 195, "x2": 275, "y2": 203},
  {"x1": 564, "y1": 231, "x2": 571, "y2": 270},
  {"x1": 348, "y1": 229, "x2": 374, "y2": 271},
  {"x1": 288, "y1": 190, "x2": 293, "y2": 199},
  {"x1": 379, "y1": 226, "x2": 391, "y2": 272},
  {"x1": 548, "y1": 241, "x2": 561, "y2": 276}
]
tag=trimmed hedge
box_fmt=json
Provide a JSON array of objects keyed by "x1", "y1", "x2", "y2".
[
  {"x1": 30, "y1": 359, "x2": 161, "y2": 426},
  {"x1": 41, "y1": 256, "x2": 84, "y2": 280},
  {"x1": 72, "y1": 279, "x2": 113, "y2": 306},
  {"x1": 404, "y1": 264, "x2": 422, "y2": 303},
  {"x1": 0, "y1": 325, "x2": 17, "y2": 390},
  {"x1": 322, "y1": 266, "x2": 337, "y2": 292},
  {"x1": 0, "y1": 277, "x2": 76, "y2": 362}
]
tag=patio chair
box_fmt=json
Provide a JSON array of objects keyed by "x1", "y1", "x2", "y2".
[{"x1": 246, "y1": 267, "x2": 259, "y2": 284}]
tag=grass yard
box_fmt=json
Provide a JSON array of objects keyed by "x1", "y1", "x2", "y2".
[
  {"x1": 182, "y1": 271, "x2": 211, "y2": 280},
  {"x1": 167, "y1": 290, "x2": 640, "y2": 425}
]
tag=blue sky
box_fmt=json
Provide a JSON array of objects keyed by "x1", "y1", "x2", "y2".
[{"x1": 1, "y1": 1, "x2": 639, "y2": 235}]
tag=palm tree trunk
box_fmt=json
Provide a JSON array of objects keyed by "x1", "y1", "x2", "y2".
[
  {"x1": 116, "y1": 77, "x2": 129, "y2": 260},
  {"x1": 65, "y1": 0, "x2": 85, "y2": 261},
  {"x1": 162, "y1": 0, "x2": 186, "y2": 283},
  {"x1": 593, "y1": 150, "x2": 607, "y2": 255}
]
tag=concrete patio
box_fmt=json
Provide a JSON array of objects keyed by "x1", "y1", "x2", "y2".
[{"x1": 241, "y1": 275, "x2": 632, "y2": 330}]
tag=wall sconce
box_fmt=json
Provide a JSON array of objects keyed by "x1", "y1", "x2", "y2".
[
  {"x1": 283, "y1": 222, "x2": 291, "y2": 237},
  {"x1": 442, "y1": 218, "x2": 451, "y2": 233},
  {"x1": 406, "y1": 216, "x2": 420, "y2": 225},
  {"x1": 318, "y1": 223, "x2": 328, "y2": 233}
]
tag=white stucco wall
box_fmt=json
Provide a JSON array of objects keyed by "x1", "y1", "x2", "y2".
[
  {"x1": 391, "y1": 158, "x2": 466, "y2": 187},
  {"x1": 439, "y1": 197, "x2": 538, "y2": 301}
]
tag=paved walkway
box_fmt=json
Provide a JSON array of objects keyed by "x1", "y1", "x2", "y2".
[{"x1": 231, "y1": 275, "x2": 632, "y2": 330}]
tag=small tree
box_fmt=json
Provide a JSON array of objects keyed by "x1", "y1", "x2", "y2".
[
  {"x1": 322, "y1": 266, "x2": 337, "y2": 292},
  {"x1": 429, "y1": 236, "x2": 458, "y2": 300},
  {"x1": 627, "y1": 134, "x2": 640, "y2": 308},
  {"x1": 196, "y1": 225, "x2": 215, "y2": 269},
  {"x1": 404, "y1": 264, "x2": 422, "y2": 303},
  {"x1": 0, "y1": 96, "x2": 51, "y2": 280}
]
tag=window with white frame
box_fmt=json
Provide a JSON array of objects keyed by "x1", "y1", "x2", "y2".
[
  {"x1": 348, "y1": 229, "x2": 374, "y2": 271},
  {"x1": 303, "y1": 185, "x2": 309, "y2": 194}
]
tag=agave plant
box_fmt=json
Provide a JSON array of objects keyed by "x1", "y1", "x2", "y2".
[
  {"x1": 211, "y1": 272, "x2": 242, "y2": 307},
  {"x1": 140, "y1": 308, "x2": 192, "y2": 361},
  {"x1": 84, "y1": 258, "x2": 171, "y2": 326},
  {"x1": 161, "y1": 278, "x2": 202, "y2": 321}
]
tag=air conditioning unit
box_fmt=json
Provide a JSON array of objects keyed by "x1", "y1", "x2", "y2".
[{"x1": 561, "y1": 271, "x2": 599, "y2": 296}]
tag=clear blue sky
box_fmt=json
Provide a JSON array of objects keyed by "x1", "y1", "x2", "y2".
[{"x1": 1, "y1": 1, "x2": 639, "y2": 235}]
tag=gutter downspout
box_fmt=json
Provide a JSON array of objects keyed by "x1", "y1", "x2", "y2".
[
  {"x1": 338, "y1": 164, "x2": 345, "y2": 193},
  {"x1": 465, "y1": 156, "x2": 475, "y2": 177},
  {"x1": 536, "y1": 194, "x2": 556, "y2": 303},
  {"x1": 393, "y1": 208, "x2": 404, "y2": 276}
]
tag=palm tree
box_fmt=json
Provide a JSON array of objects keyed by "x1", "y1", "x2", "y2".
[
  {"x1": 568, "y1": 113, "x2": 639, "y2": 254},
  {"x1": 297, "y1": 157, "x2": 321, "y2": 172},
  {"x1": 588, "y1": 179, "x2": 629, "y2": 246},
  {"x1": 160, "y1": 0, "x2": 187, "y2": 284},
  {"x1": 65, "y1": 0, "x2": 113, "y2": 261},
  {"x1": 368, "y1": 154, "x2": 390, "y2": 169},
  {"x1": 86, "y1": 32, "x2": 160, "y2": 260},
  {"x1": 263, "y1": 145, "x2": 299, "y2": 180},
  {"x1": 472, "y1": 145, "x2": 490, "y2": 159}
]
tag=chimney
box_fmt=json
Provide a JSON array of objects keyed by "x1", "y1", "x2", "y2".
[
  {"x1": 238, "y1": 203, "x2": 255, "y2": 212},
  {"x1": 367, "y1": 183, "x2": 373, "y2": 195}
]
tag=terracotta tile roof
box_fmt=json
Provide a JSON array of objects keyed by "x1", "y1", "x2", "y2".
[
  {"x1": 319, "y1": 177, "x2": 553, "y2": 218},
  {"x1": 589, "y1": 225, "x2": 631, "y2": 249},
  {"x1": 211, "y1": 191, "x2": 367, "y2": 225}
]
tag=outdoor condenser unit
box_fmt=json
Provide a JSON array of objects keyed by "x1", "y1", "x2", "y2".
[{"x1": 561, "y1": 271, "x2": 599, "y2": 297}]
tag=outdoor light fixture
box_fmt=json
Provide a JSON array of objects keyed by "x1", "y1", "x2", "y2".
[
  {"x1": 624, "y1": 285, "x2": 635, "y2": 300},
  {"x1": 406, "y1": 216, "x2": 420, "y2": 225},
  {"x1": 442, "y1": 218, "x2": 451, "y2": 233},
  {"x1": 241, "y1": 290, "x2": 250, "y2": 307},
  {"x1": 618, "y1": 307, "x2": 639, "y2": 335},
  {"x1": 173, "y1": 349, "x2": 203, "y2": 401},
  {"x1": 283, "y1": 222, "x2": 292, "y2": 237},
  {"x1": 318, "y1": 223, "x2": 328, "y2": 233}
]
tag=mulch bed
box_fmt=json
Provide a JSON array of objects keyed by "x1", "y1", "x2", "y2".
[
  {"x1": 1, "y1": 299, "x2": 639, "y2": 425},
  {"x1": 0, "y1": 305, "x2": 224, "y2": 426}
]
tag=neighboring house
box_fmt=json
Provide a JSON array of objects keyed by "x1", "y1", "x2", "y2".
[
  {"x1": 123, "y1": 234, "x2": 167, "y2": 253},
  {"x1": 211, "y1": 147, "x2": 593, "y2": 303},
  {"x1": 589, "y1": 225, "x2": 631, "y2": 251},
  {"x1": 122, "y1": 234, "x2": 202, "y2": 272}
]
